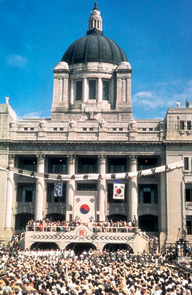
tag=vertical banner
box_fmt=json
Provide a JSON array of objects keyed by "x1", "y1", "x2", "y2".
[
  {"x1": 74, "y1": 194, "x2": 95, "y2": 222},
  {"x1": 54, "y1": 183, "x2": 63, "y2": 197},
  {"x1": 113, "y1": 183, "x2": 125, "y2": 200}
]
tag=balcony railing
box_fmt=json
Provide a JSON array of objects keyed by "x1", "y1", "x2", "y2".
[{"x1": 26, "y1": 224, "x2": 138, "y2": 233}]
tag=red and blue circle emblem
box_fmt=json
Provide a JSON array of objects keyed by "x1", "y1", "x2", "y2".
[
  {"x1": 116, "y1": 188, "x2": 122, "y2": 195},
  {"x1": 80, "y1": 204, "x2": 90, "y2": 214}
]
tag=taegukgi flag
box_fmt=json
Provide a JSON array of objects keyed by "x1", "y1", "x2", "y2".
[
  {"x1": 74, "y1": 194, "x2": 95, "y2": 222},
  {"x1": 113, "y1": 183, "x2": 125, "y2": 199}
]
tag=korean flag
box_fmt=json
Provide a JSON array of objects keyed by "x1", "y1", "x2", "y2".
[
  {"x1": 74, "y1": 194, "x2": 95, "y2": 222},
  {"x1": 113, "y1": 183, "x2": 125, "y2": 200}
]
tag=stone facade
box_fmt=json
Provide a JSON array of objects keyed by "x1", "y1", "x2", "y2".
[{"x1": 0, "y1": 3, "x2": 191, "y2": 251}]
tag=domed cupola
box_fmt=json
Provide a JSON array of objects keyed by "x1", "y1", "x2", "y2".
[
  {"x1": 61, "y1": 2, "x2": 128, "y2": 65},
  {"x1": 51, "y1": 2, "x2": 132, "y2": 122}
]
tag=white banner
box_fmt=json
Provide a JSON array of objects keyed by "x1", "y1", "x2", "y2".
[{"x1": 0, "y1": 160, "x2": 184, "y2": 180}]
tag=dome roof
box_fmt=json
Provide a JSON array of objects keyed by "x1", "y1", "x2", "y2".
[
  {"x1": 61, "y1": 29, "x2": 128, "y2": 65},
  {"x1": 61, "y1": 2, "x2": 128, "y2": 66}
]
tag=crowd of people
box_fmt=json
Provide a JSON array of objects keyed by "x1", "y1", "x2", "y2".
[
  {"x1": 26, "y1": 218, "x2": 138, "y2": 233},
  {"x1": 1, "y1": 217, "x2": 192, "y2": 295},
  {"x1": 0, "y1": 245, "x2": 192, "y2": 295}
]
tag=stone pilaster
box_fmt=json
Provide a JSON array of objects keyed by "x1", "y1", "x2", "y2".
[
  {"x1": 98, "y1": 78, "x2": 102, "y2": 103},
  {"x1": 98, "y1": 155, "x2": 106, "y2": 221},
  {"x1": 35, "y1": 155, "x2": 45, "y2": 221},
  {"x1": 66, "y1": 155, "x2": 75, "y2": 221},
  {"x1": 4, "y1": 155, "x2": 14, "y2": 231},
  {"x1": 70, "y1": 80, "x2": 74, "y2": 105},
  {"x1": 129, "y1": 156, "x2": 138, "y2": 222},
  {"x1": 83, "y1": 78, "x2": 88, "y2": 103},
  {"x1": 159, "y1": 157, "x2": 167, "y2": 250}
]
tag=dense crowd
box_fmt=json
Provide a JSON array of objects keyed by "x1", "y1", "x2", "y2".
[
  {"x1": 0, "y1": 246, "x2": 192, "y2": 295},
  {"x1": 26, "y1": 218, "x2": 138, "y2": 233}
]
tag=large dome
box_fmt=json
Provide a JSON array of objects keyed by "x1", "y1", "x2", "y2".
[
  {"x1": 61, "y1": 2, "x2": 128, "y2": 66},
  {"x1": 61, "y1": 28, "x2": 128, "y2": 65}
]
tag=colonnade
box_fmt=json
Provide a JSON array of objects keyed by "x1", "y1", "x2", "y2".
[{"x1": 5, "y1": 154, "x2": 140, "y2": 231}]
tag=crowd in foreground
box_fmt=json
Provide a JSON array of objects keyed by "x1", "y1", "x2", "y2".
[{"x1": 0, "y1": 245, "x2": 192, "y2": 295}]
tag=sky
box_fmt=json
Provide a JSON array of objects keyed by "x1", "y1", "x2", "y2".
[{"x1": 0, "y1": 0, "x2": 192, "y2": 120}]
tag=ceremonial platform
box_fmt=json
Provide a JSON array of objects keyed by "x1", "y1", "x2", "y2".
[{"x1": 20, "y1": 225, "x2": 149, "y2": 254}]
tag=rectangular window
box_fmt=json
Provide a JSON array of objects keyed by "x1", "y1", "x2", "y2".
[
  {"x1": 47, "y1": 183, "x2": 66, "y2": 203},
  {"x1": 139, "y1": 184, "x2": 158, "y2": 204},
  {"x1": 48, "y1": 158, "x2": 67, "y2": 174},
  {"x1": 180, "y1": 121, "x2": 185, "y2": 130},
  {"x1": 187, "y1": 121, "x2": 191, "y2": 130},
  {"x1": 185, "y1": 184, "x2": 192, "y2": 202},
  {"x1": 77, "y1": 183, "x2": 97, "y2": 191},
  {"x1": 103, "y1": 80, "x2": 109, "y2": 101},
  {"x1": 138, "y1": 157, "x2": 158, "y2": 171},
  {"x1": 18, "y1": 158, "x2": 37, "y2": 172},
  {"x1": 89, "y1": 80, "x2": 96, "y2": 100},
  {"x1": 76, "y1": 81, "x2": 82, "y2": 101},
  {"x1": 184, "y1": 157, "x2": 189, "y2": 170},
  {"x1": 186, "y1": 216, "x2": 192, "y2": 235},
  {"x1": 77, "y1": 158, "x2": 97, "y2": 174},
  {"x1": 17, "y1": 184, "x2": 35, "y2": 202},
  {"x1": 107, "y1": 158, "x2": 127, "y2": 173}
]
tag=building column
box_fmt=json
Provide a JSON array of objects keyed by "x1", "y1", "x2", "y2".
[
  {"x1": 35, "y1": 155, "x2": 45, "y2": 221},
  {"x1": 5, "y1": 155, "x2": 14, "y2": 231},
  {"x1": 159, "y1": 157, "x2": 167, "y2": 250},
  {"x1": 66, "y1": 155, "x2": 75, "y2": 221},
  {"x1": 129, "y1": 156, "x2": 138, "y2": 223},
  {"x1": 83, "y1": 78, "x2": 88, "y2": 103},
  {"x1": 70, "y1": 80, "x2": 74, "y2": 105},
  {"x1": 98, "y1": 155, "x2": 106, "y2": 221},
  {"x1": 98, "y1": 78, "x2": 102, "y2": 103}
]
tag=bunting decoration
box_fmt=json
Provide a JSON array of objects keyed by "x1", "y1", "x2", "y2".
[{"x1": 0, "y1": 160, "x2": 184, "y2": 181}]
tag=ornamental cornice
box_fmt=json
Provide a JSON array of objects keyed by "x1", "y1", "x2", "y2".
[{"x1": 8, "y1": 140, "x2": 164, "y2": 145}]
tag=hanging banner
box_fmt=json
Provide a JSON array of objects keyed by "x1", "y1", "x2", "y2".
[
  {"x1": 74, "y1": 194, "x2": 95, "y2": 222},
  {"x1": 54, "y1": 183, "x2": 63, "y2": 197},
  {"x1": 0, "y1": 160, "x2": 184, "y2": 180},
  {"x1": 113, "y1": 183, "x2": 125, "y2": 200}
]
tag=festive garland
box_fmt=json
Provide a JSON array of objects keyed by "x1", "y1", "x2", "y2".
[{"x1": 0, "y1": 160, "x2": 183, "y2": 181}]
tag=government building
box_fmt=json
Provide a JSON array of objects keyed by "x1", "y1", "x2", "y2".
[{"x1": 0, "y1": 2, "x2": 191, "y2": 251}]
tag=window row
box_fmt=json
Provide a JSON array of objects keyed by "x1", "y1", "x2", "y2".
[
  {"x1": 17, "y1": 183, "x2": 158, "y2": 204},
  {"x1": 17, "y1": 157, "x2": 158, "y2": 174},
  {"x1": 180, "y1": 120, "x2": 192, "y2": 131},
  {"x1": 75, "y1": 79, "x2": 110, "y2": 101}
]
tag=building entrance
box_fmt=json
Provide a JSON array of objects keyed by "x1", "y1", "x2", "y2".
[{"x1": 66, "y1": 243, "x2": 96, "y2": 255}]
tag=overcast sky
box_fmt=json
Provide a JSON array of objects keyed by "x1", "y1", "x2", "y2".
[{"x1": 0, "y1": 0, "x2": 192, "y2": 120}]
